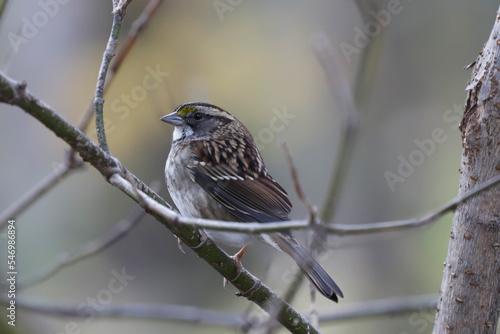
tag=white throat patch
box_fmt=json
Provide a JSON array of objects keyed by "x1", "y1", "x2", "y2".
[{"x1": 172, "y1": 126, "x2": 193, "y2": 142}]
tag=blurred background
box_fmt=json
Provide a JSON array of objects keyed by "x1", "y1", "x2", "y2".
[{"x1": 0, "y1": 1, "x2": 498, "y2": 333}]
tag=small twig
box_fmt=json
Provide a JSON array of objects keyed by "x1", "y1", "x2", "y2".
[
  {"x1": 1, "y1": 1, "x2": 15, "y2": 72},
  {"x1": 15, "y1": 201, "x2": 149, "y2": 290},
  {"x1": 280, "y1": 139, "x2": 317, "y2": 224},
  {"x1": 326, "y1": 171, "x2": 500, "y2": 235},
  {"x1": 309, "y1": 285, "x2": 319, "y2": 328},
  {"x1": 0, "y1": 0, "x2": 8, "y2": 21},
  {"x1": 0, "y1": 152, "x2": 84, "y2": 229},
  {"x1": 310, "y1": 32, "x2": 361, "y2": 224},
  {"x1": 94, "y1": 0, "x2": 134, "y2": 151},
  {"x1": 112, "y1": 0, "x2": 163, "y2": 73},
  {"x1": 351, "y1": 0, "x2": 386, "y2": 108},
  {"x1": 280, "y1": 139, "x2": 320, "y2": 326},
  {"x1": 78, "y1": 0, "x2": 164, "y2": 133}
]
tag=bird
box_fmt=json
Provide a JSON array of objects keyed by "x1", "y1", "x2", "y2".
[{"x1": 161, "y1": 102, "x2": 343, "y2": 302}]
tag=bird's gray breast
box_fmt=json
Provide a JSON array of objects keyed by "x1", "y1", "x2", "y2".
[{"x1": 165, "y1": 145, "x2": 254, "y2": 247}]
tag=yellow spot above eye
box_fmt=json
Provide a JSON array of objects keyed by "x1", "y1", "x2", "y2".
[{"x1": 177, "y1": 105, "x2": 197, "y2": 116}]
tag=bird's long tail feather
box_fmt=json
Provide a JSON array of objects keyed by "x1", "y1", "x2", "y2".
[{"x1": 272, "y1": 232, "x2": 343, "y2": 302}]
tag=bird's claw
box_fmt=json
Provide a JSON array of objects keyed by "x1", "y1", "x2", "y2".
[{"x1": 177, "y1": 238, "x2": 186, "y2": 253}]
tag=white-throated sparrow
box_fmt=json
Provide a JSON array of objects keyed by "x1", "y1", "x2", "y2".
[{"x1": 161, "y1": 102, "x2": 343, "y2": 302}]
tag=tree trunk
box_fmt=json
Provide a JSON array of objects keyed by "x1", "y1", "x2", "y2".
[{"x1": 433, "y1": 7, "x2": 500, "y2": 334}]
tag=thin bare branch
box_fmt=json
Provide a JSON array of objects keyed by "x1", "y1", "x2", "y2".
[
  {"x1": 280, "y1": 139, "x2": 320, "y2": 324},
  {"x1": 78, "y1": 0, "x2": 164, "y2": 133},
  {"x1": 312, "y1": 2, "x2": 386, "y2": 224},
  {"x1": 112, "y1": 0, "x2": 164, "y2": 74},
  {"x1": 310, "y1": 32, "x2": 361, "y2": 224},
  {"x1": 16, "y1": 202, "x2": 149, "y2": 290},
  {"x1": 351, "y1": 0, "x2": 387, "y2": 107},
  {"x1": 93, "y1": 0, "x2": 134, "y2": 151},
  {"x1": 280, "y1": 139, "x2": 317, "y2": 224},
  {"x1": 0, "y1": 0, "x2": 9, "y2": 23},
  {"x1": 0, "y1": 73, "x2": 172, "y2": 211},
  {"x1": 0, "y1": 154, "x2": 83, "y2": 227},
  {"x1": 326, "y1": 172, "x2": 500, "y2": 235}
]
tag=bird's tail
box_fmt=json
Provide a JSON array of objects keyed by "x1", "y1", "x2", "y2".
[{"x1": 272, "y1": 232, "x2": 343, "y2": 302}]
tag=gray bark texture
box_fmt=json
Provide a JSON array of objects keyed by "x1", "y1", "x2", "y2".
[{"x1": 433, "y1": 8, "x2": 500, "y2": 334}]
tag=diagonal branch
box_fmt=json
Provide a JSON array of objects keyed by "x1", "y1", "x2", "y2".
[
  {"x1": 0, "y1": 73, "x2": 171, "y2": 211},
  {"x1": 279, "y1": 140, "x2": 319, "y2": 326},
  {"x1": 0, "y1": 152, "x2": 83, "y2": 225},
  {"x1": 313, "y1": 0, "x2": 387, "y2": 224},
  {"x1": 16, "y1": 203, "x2": 147, "y2": 290},
  {"x1": 281, "y1": 140, "x2": 318, "y2": 224}
]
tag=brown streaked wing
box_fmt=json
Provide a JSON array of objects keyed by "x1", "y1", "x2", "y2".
[{"x1": 191, "y1": 140, "x2": 292, "y2": 222}]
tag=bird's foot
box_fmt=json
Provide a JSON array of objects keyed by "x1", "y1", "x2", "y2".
[{"x1": 177, "y1": 237, "x2": 185, "y2": 253}]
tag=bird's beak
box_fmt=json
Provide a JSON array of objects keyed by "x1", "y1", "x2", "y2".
[{"x1": 160, "y1": 112, "x2": 184, "y2": 126}]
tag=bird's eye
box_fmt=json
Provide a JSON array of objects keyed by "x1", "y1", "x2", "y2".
[{"x1": 193, "y1": 112, "x2": 203, "y2": 120}]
